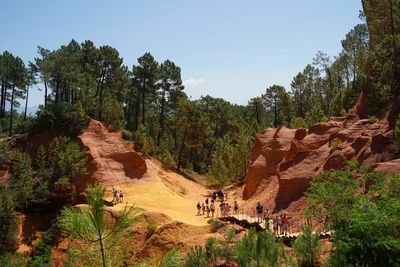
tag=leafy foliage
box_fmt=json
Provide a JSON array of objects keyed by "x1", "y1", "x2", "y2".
[
  {"x1": 306, "y1": 161, "x2": 400, "y2": 266},
  {"x1": 235, "y1": 229, "x2": 289, "y2": 267},
  {"x1": 59, "y1": 183, "x2": 141, "y2": 267},
  {"x1": 293, "y1": 220, "x2": 321, "y2": 267},
  {"x1": 0, "y1": 185, "x2": 19, "y2": 252}
]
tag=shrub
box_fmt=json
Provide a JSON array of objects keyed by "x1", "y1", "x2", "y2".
[
  {"x1": 147, "y1": 220, "x2": 158, "y2": 238},
  {"x1": 10, "y1": 152, "x2": 35, "y2": 209},
  {"x1": 34, "y1": 103, "x2": 89, "y2": 138},
  {"x1": 292, "y1": 117, "x2": 307, "y2": 128},
  {"x1": 209, "y1": 218, "x2": 223, "y2": 233},
  {"x1": 293, "y1": 220, "x2": 321, "y2": 267},
  {"x1": 0, "y1": 252, "x2": 29, "y2": 267},
  {"x1": 0, "y1": 186, "x2": 19, "y2": 252},
  {"x1": 156, "y1": 249, "x2": 182, "y2": 267},
  {"x1": 0, "y1": 140, "x2": 12, "y2": 166},
  {"x1": 306, "y1": 162, "x2": 400, "y2": 266},
  {"x1": 329, "y1": 138, "x2": 342, "y2": 151},
  {"x1": 121, "y1": 129, "x2": 134, "y2": 141},
  {"x1": 368, "y1": 115, "x2": 377, "y2": 123},
  {"x1": 103, "y1": 99, "x2": 124, "y2": 130},
  {"x1": 184, "y1": 246, "x2": 206, "y2": 267},
  {"x1": 235, "y1": 229, "x2": 289, "y2": 267}
]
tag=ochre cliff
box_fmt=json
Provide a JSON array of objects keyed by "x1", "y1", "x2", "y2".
[
  {"x1": 78, "y1": 119, "x2": 147, "y2": 189},
  {"x1": 243, "y1": 99, "x2": 399, "y2": 212}
]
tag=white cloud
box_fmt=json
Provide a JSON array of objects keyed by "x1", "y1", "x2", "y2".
[{"x1": 183, "y1": 78, "x2": 206, "y2": 87}]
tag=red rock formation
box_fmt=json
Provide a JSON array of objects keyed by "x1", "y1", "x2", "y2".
[
  {"x1": 243, "y1": 113, "x2": 399, "y2": 212},
  {"x1": 78, "y1": 119, "x2": 147, "y2": 189}
]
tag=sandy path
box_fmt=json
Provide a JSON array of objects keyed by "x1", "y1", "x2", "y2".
[{"x1": 106, "y1": 159, "x2": 212, "y2": 226}]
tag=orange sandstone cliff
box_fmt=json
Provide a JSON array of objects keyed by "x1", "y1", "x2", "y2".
[{"x1": 242, "y1": 98, "x2": 400, "y2": 213}]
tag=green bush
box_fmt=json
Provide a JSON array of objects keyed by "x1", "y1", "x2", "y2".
[
  {"x1": 156, "y1": 249, "x2": 182, "y2": 267},
  {"x1": 0, "y1": 186, "x2": 19, "y2": 252},
  {"x1": 147, "y1": 220, "x2": 158, "y2": 238},
  {"x1": 0, "y1": 252, "x2": 29, "y2": 267},
  {"x1": 293, "y1": 220, "x2": 321, "y2": 267},
  {"x1": 0, "y1": 140, "x2": 12, "y2": 166},
  {"x1": 368, "y1": 115, "x2": 377, "y2": 123},
  {"x1": 209, "y1": 218, "x2": 223, "y2": 233},
  {"x1": 329, "y1": 138, "x2": 342, "y2": 151},
  {"x1": 34, "y1": 103, "x2": 89, "y2": 138},
  {"x1": 306, "y1": 161, "x2": 400, "y2": 266},
  {"x1": 184, "y1": 246, "x2": 206, "y2": 267},
  {"x1": 10, "y1": 152, "x2": 35, "y2": 209},
  {"x1": 235, "y1": 229, "x2": 289, "y2": 267},
  {"x1": 292, "y1": 117, "x2": 307, "y2": 128},
  {"x1": 121, "y1": 129, "x2": 134, "y2": 141}
]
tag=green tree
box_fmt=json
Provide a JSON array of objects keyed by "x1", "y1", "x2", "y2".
[
  {"x1": 59, "y1": 184, "x2": 141, "y2": 267},
  {"x1": 235, "y1": 229, "x2": 288, "y2": 267},
  {"x1": 10, "y1": 152, "x2": 35, "y2": 209},
  {"x1": 263, "y1": 84, "x2": 288, "y2": 127},
  {"x1": 306, "y1": 162, "x2": 400, "y2": 266},
  {"x1": 293, "y1": 220, "x2": 321, "y2": 267},
  {"x1": 157, "y1": 59, "x2": 183, "y2": 146},
  {"x1": 0, "y1": 185, "x2": 19, "y2": 252},
  {"x1": 132, "y1": 52, "x2": 159, "y2": 128}
]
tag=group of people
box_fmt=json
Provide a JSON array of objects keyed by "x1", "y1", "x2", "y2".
[
  {"x1": 112, "y1": 187, "x2": 124, "y2": 204},
  {"x1": 272, "y1": 213, "x2": 292, "y2": 236},
  {"x1": 196, "y1": 190, "x2": 238, "y2": 218},
  {"x1": 196, "y1": 193, "x2": 292, "y2": 236},
  {"x1": 255, "y1": 202, "x2": 292, "y2": 235}
]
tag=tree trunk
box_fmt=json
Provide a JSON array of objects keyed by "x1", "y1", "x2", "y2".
[
  {"x1": 98, "y1": 233, "x2": 107, "y2": 267},
  {"x1": 141, "y1": 79, "x2": 146, "y2": 125},
  {"x1": 0, "y1": 80, "x2": 4, "y2": 118},
  {"x1": 157, "y1": 89, "x2": 166, "y2": 146},
  {"x1": 9, "y1": 83, "x2": 15, "y2": 136},
  {"x1": 98, "y1": 73, "x2": 106, "y2": 120},
  {"x1": 1, "y1": 79, "x2": 7, "y2": 118},
  {"x1": 24, "y1": 85, "x2": 29, "y2": 120},
  {"x1": 177, "y1": 127, "x2": 188, "y2": 171},
  {"x1": 44, "y1": 80, "x2": 48, "y2": 108},
  {"x1": 274, "y1": 96, "x2": 277, "y2": 128}
]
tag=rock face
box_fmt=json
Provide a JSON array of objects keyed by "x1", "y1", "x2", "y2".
[
  {"x1": 78, "y1": 119, "x2": 147, "y2": 189},
  {"x1": 243, "y1": 109, "x2": 398, "y2": 211}
]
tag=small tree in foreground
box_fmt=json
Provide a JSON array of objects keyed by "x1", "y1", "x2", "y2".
[
  {"x1": 293, "y1": 220, "x2": 321, "y2": 267},
  {"x1": 59, "y1": 184, "x2": 141, "y2": 267}
]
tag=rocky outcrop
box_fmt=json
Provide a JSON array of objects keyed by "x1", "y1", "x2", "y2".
[
  {"x1": 243, "y1": 110, "x2": 399, "y2": 211},
  {"x1": 78, "y1": 119, "x2": 147, "y2": 189}
]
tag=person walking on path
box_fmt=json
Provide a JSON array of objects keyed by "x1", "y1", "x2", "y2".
[
  {"x1": 256, "y1": 202, "x2": 263, "y2": 223},
  {"x1": 206, "y1": 205, "x2": 210, "y2": 218},
  {"x1": 233, "y1": 201, "x2": 239, "y2": 215},
  {"x1": 119, "y1": 190, "x2": 123, "y2": 203},
  {"x1": 219, "y1": 202, "x2": 224, "y2": 217},
  {"x1": 210, "y1": 202, "x2": 215, "y2": 217},
  {"x1": 273, "y1": 216, "x2": 279, "y2": 235},
  {"x1": 202, "y1": 203, "x2": 205, "y2": 215},
  {"x1": 282, "y1": 213, "x2": 292, "y2": 236},
  {"x1": 277, "y1": 214, "x2": 283, "y2": 235},
  {"x1": 197, "y1": 202, "x2": 201, "y2": 215},
  {"x1": 264, "y1": 208, "x2": 270, "y2": 229}
]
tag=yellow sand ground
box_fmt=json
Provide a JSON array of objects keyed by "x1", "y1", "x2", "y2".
[{"x1": 105, "y1": 159, "x2": 212, "y2": 226}]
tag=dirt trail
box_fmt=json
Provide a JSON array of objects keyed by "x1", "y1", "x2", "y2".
[{"x1": 107, "y1": 159, "x2": 211, "y2": 226}]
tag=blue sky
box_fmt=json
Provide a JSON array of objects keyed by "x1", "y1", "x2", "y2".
[{"x1": 1, "y1": 0, "x2": 363, "y2": 106}]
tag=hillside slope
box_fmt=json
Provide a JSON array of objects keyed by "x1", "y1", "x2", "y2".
[{"x1": 242, "y1": 96, "x2": 400, "y2": 214}]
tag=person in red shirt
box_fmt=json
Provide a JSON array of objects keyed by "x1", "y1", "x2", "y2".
[{"x1": 282, "y1": 213, "x2": 292, "y2": 236}]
